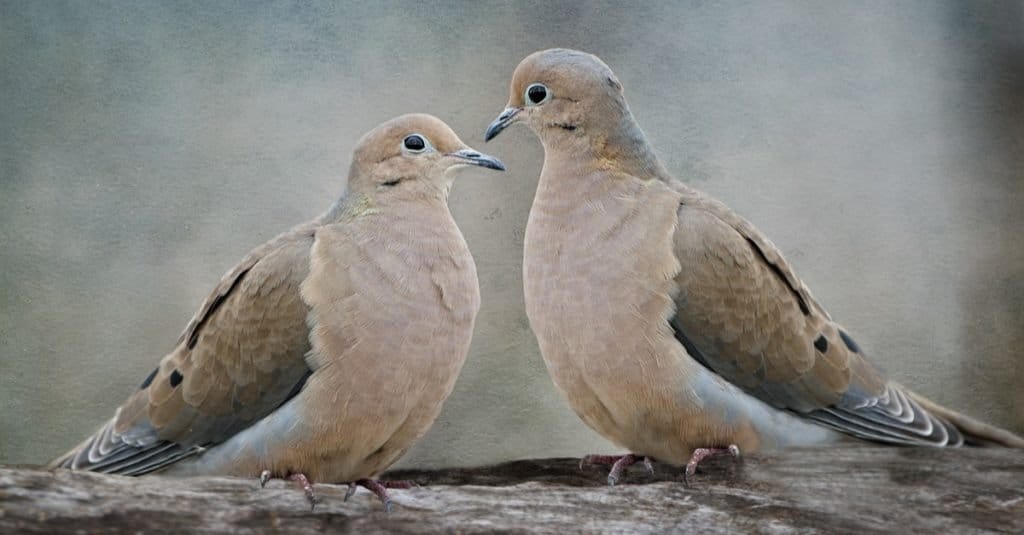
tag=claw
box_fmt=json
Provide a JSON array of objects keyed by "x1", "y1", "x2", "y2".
[
  {"x1": 643, "y1": 456, "x2": 655, "y2": 475},
  {"x1": 287, "y1": 473, "x2": 318, "y2": 512},
  {"x1": 579, "y1": 453, "x2": 645, "y2": 486},
  {"x1": 257, "y1": 470, "x2": 319, "y2": 511},
  {"x1": 580, "y1": 454, "x2": 614, "y2": 470},
  {"x1": 346, "y1": 479, "x2": 414, "y2": 512},
  {"x1": 684, "y1": 445, "x2": 741, "y2": 485},
  {"x1": 344, "y1": 482, "x2": 358, "y2": 502}
]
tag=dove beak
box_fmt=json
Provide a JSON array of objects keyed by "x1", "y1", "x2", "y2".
[
  {"x1": 446, "y1": 148, "x2": 506, "y2": 171},
  {"x1": 484, "y1": 107, "x2": 521, "y2": 142}
]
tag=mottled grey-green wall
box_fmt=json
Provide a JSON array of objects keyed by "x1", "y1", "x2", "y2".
[{"x1": 2, "y1": 1, "x2": 1022, "y2": 467}]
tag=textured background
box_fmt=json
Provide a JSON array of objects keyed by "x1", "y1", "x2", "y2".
[{"x1": 2, "y1": 0, "x2": 1022, "y2": 467}]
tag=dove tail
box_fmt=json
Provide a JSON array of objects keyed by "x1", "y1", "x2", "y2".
[
  {"x1": 47, "y1": 434, "x2": 97, "y2": 469},
  {"x1": 898, "y1": 384, "x2": 1024, "y2": 448},
  {"x1": 46, "y1": 416, "x2": 199, "y2": 475}
]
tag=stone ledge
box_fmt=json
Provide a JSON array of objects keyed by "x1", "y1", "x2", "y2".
[{"x1": 2, "y1": 447, "x2": 1022, "y2": 533}]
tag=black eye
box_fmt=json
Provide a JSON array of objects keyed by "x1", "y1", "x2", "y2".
[
  {"x1": 526, "y1": 83, "x2": 549, "y2": 105},
  {"x1": 403, "y1": 134, "x2": 426, "y2": 152}
]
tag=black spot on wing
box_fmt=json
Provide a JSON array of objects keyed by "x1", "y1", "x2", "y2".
[
  {"x1": 187, "y1": 266, "x2": 253, "y2": 350},
  {"x1": 839, "y1": 330, "x2": 861, "y2": 353},
  {"x1": 140, "y1": 368, "x2": 158, "y2": 390},
  {"x1": 813, "y1": 335, "x2": 828, "y2": 353},
  {"x1": 169, "y1": 370, "x2": 183, "y2": 388},
  {"x1": 744, "y1": 237, "x2": 810, "y2": 316}
]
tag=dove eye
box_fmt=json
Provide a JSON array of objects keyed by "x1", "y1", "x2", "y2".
[
  {"x1": 526, "y1": 83, "x2": 550, "y2": 105},
  {"x1": 403, "y1": 134, "x2": 427, "y2": 153}
]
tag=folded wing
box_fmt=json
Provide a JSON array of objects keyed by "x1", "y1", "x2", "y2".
[{"x1": 50, "y1": 223, "x2": 320, "y2": 474}]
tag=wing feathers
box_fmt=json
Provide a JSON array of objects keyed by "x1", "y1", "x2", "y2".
[
  {"x1": 51, "y1": 224, "x2": 320, "y2": 473},
  {"x1": 670, "y1": 186, "x2": 980, "y2": 448}
]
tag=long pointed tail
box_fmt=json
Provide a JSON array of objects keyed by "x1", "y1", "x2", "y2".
[
  {"x1": 47, "y1": 415, "x2": 198, "y2": 475},
  {"x1": 48, "y1": 434, "x2": 95, "y2": 469},
  {"x1": 898, "y1": 383, "x2": 1024, "y2": 448}
]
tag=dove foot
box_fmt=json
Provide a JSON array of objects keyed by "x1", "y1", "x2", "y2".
[
  {"x1": 344, "y1": 478, "x2": 415, "y2": 513},
  {"x1": 257, "y1": 470, "x2": 319, "y2": 511},
  {"x1": 684, "y1": 444, "x2": 741, "y2": 484},
  {"x1": 580, "y1": 453, "x2": 654, "y2": 486}
]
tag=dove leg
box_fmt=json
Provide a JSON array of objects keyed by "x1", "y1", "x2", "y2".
[
  {"x1": 257, "y1": 470, "x2": 319, "y2": 511},
  {"x1": 684, "y1": 444, "x2": 741, "y2": 483},
  {"x1": 344, "y1": 479, "x2": 415, "y2": 513},
  {"x1": 580, "y1": 453, "x2": 655, "y2": 486},
  {"x1": 287, "y1": 473, "x2": 318, "y2": 511}
]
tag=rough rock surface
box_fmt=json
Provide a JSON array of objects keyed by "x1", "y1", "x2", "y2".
[{"x1": 2, "y1": 447, "x2": 1022, "y2": 533}]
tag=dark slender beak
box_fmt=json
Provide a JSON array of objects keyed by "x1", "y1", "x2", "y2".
[
  {"x1": 484, "y1": 107, "x2": 521, "y2": 142},
  {"x1": 447, "y1": 148, "x2": 506, "y2": 171}
]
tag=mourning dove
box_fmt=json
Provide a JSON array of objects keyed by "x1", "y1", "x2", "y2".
[
  {"x1": 485, "y1": 49, "x2": 1024, "y2": 484},
  {"x1": 49, "y1": 113, "x2": 505, "y2": 510}
]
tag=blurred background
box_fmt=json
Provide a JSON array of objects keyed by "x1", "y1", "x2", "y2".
[{"x1": 2, "y1": 0, "x2": 1022, "y2": 468}]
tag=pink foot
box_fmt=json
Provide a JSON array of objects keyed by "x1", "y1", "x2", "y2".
[
  {"x1": 684, "y1": 444, "x2": 741, "y2": 484},
  {"x1": 344, "y1": 478, "x2": 415, "y2": 512},
  {"x1": 258, "y1": 470, "x2": 319, "y2": 511},
  {"x1": 580, "y1": 453, "x2": 655, "y2": 486}
]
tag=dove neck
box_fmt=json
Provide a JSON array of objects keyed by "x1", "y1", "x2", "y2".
[
  {"x1": 606, "y1": 109, "x2": 667, "y2": 176},
  {"x1": 322, "y1": 183, "x2": 452, "y2": 225},
  {"x1": 544, "y1": 102, "x2": 669, "y2": 182},
  {"x1": 322, "y1": 191, "x2": 372, "y2": 223}
]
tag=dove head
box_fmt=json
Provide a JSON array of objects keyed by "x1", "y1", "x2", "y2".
[
  {"x1": 345, "y1": 113, "x2": 504, "y2": 201},
  {"x1": 484, "y1": 49, "x2": 632, "y2": 145},
  {"x1": 485, "y1": 49, "x2": 665, "y2": 178}
]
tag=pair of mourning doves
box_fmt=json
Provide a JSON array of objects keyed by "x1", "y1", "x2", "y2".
[
  {"x1": 485, "y1": 49, "x2": 1024, "y2": 484},
  {"x1": 49, "y1": 114, "x2": 505, "y2": 510}
]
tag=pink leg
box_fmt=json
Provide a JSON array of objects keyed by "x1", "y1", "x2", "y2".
[
  {"x1": 684, "y1": 444, "x2": 741, "y2": 484},
  {"x1": 580, "y1": 453, "x2": 655, "y2": 486},
  {"x1": 344, "y1": 478, "x2": 415, "y2": 513},
  {"x1": 287, "y1": 473, "x2": 318, "y2": 511},
  {"x1": 257, "y1": 470, "x2": 318, "y2": 511}
]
